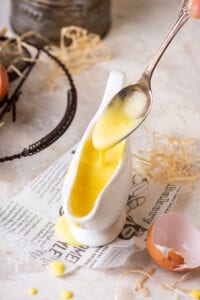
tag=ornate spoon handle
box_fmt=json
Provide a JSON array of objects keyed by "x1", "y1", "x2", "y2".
[{"x1": 142, "y1": 0, "x2": 191, "y2": 83}]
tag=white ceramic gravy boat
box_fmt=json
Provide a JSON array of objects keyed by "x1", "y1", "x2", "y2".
[{"x1": 62, "y1": 71, "x2": 132, "y2": 247}]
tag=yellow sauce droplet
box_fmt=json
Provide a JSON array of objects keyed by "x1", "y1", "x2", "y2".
[
  {"x1": 61, "y1": 290, "x2": 73, "y2": 299},
  {"x1": 55, "y1": 215, "x2": 81, "y2": 246},
  {"x1": 28, "y1": 288, "x2": 38, "y2": 295},
  {"x1": 50, "y1": 260, "x2": 65, "y2": 277},
  {"x1": 69, "y1": 137, "x2": 125, "y2": 217},
  {"x1": 190, "y1": 290, "x2": 200, "y2": 299}
]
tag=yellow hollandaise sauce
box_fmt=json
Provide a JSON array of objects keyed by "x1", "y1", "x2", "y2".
[
  {"x1": 50, "y1": 260, "x2": 65, "y2": 277},
  {"x1": 92, "y1": 91, "x2": 146, "y2": 150},
  {"x1": 28, "y1": 288, "x2": 38, "y2": 296},
  {"x1": 69, "y1": 136, "x2": 125, "y2": 217},
  {"x1": 55, "y1": 215, "x2": 81, "y2": 246}
]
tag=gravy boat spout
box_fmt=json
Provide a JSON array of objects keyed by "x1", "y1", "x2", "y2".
[{"x1": 62, "y1": 71, "x2": 132, "y2": 247}]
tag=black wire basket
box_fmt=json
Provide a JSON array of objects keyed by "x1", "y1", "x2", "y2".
[{"x1": 0, "y1": 33, "x2": 77, "y2": 163}]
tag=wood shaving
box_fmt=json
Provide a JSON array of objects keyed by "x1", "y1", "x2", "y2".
[
  {"x1": 172, "y1": 267, "x2": 200, "y2": 289},
  {"x1": 16, "y1": 37, "x2": 23, "y2": 56},
  {"x1": 116, "y1": 267, "x2": 200, "y2": 300},
  {"x1": 161, "y1": 283, "x2": 188, "y2": 299},
  {"x1": 0, "y1": 35, "x2": 37, "y2": 81},
  {"x1": 49, "y1": 26, "x2": 111, "y2": 74},
  {"x1": 115, "y1": 268, "x2": 157, "y2": 300},
  {"x1": 161, "y1": 267, "x2": 200, "y2": 299},
  {"x1": 7, "y1": 64, "x2": 24, "y2": 78},
  {"x1": 132, "y1": 131, "x2": 200, "y2": 186},
  {"x1": 134, "y1": 267, "x2": 156, "y2": 296},
  {"x1": 0, "y1": 39, "x2": 22, "y2": 59},
  {"x1": 0, "y1": 35, "x2": 24, "y2": 74}
]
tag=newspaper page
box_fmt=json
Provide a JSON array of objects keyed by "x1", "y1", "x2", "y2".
[{"x1": 0, "y1": 145, "x2": 181, "y2": 269}]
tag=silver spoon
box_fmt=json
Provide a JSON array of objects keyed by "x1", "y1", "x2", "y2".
[{"x1": 92, "y1": 0, "x2": 191, "y2": 150}]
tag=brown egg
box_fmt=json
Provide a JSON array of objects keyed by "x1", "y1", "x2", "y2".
[
  {"x1": 146, "y1": 213, "x2": 200, "y2": 272},
  {"x1": 0, "y1": 63, "x2": 9, "y2": 101}
]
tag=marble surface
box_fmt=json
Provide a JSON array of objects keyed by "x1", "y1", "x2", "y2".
[{"x1": 1, "y1": 0, "x2": 200, "y2": 299}]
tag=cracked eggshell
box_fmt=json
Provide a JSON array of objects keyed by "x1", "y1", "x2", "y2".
[
  {"x1": 0, "y1": 63, "x2": 9, "y2": 101},
  {"x1": 146, "y1": 213, "x2": 200, "y2": 271}
]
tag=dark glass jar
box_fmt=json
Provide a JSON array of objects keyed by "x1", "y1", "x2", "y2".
[{"x1": 10, "y1": 0, "x2": 111, "y2": 44}]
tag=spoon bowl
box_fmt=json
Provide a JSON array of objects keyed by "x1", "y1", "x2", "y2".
[
  {"x1": 92, "y1": 78, "x2": 152, "y2": 150},
  {"x1": 114, "y1": 79, "x2": 152, "y2": 140}
]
